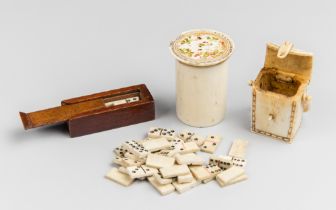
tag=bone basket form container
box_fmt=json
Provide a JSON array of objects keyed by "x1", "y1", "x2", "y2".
[
  {"x1": 249, "y1": 42, "x2": 313, "y2": 143},
  {"x1": 170, "y1": 29, "x2": 235, "y2": 127}
]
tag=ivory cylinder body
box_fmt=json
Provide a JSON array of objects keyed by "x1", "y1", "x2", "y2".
[{"x1": 176, "y1": 61, "x2": 229, "y2": 127}]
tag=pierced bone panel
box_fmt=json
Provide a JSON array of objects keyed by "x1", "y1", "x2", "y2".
[{"x1": 258, "y1": 70, "x2": 301, "y2": 97}]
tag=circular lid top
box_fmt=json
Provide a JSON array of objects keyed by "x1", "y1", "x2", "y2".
[{"x1": 170, "y1": 29, "x2": 235, "y2": 67}]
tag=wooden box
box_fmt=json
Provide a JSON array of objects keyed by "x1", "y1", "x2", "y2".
[
  {"x1": 19, "y1": 84, "x2": 155, "y2": 137},
  {"x1": 249, "y1": 42, "x2": 313, "y2": 142}
]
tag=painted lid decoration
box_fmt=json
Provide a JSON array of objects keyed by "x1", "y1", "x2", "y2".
[{"x1": 170, "y1": 29, "x2": 234, "y2": 66}]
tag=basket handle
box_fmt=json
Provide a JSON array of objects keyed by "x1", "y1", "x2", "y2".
[{"x1": 277, "y1": 41, "x2": 293, "y2": 59}]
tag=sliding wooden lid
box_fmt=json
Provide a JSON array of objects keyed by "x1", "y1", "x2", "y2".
[
  {"x1": 20, "y1": 99, "x2": 105, "y2": 129},
  {"x1": 264, "y1": 42, "x2": 313, "y2": 82}
]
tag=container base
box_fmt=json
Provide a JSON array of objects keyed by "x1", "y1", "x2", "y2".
[{"x1": 176, "y1": 112, "x2": 225, "y2": 128}]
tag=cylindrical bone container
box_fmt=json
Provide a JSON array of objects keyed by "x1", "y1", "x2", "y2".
[{"x1": 170, "y1": 29, "x2": 234, "y2": 127}]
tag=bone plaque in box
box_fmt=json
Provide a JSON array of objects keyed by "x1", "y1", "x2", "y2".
[{"x1": 249, "y1": 42, "x2": 313, "y2": 143}]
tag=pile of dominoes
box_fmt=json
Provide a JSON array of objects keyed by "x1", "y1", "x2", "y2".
[{"x1": 105, "y1": 127, "x2": 248, "y2": 195}]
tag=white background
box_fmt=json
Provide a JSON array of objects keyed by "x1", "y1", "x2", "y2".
[{"x1": 1, "y1": 1, "x2": 336, "y2": 210}]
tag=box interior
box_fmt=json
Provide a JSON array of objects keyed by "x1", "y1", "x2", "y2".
[
  {"x1": 103, "y1": 90, "x2": 141, "y2": 107},
  {"x1": 257, "y1": 70, "x2": 301, "y2": 97}
]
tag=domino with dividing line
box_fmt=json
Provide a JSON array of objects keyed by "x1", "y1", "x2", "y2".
[
  {"x1": 168, "y1": 138, "x2": 185, "y2": 154},
  {"x1": 114, "y1": 146, "x2": 128, "y2": 157},
  {"x1": 232, "y1": 157, "x2": 247, "y2": 168},
  {"x1": 148, "y1": 127, "x2": 176, "y2": 140},
  {"x1": 126, "y1": 165, "x2": 158, "y2": 179},
  {"x1": 178, "y1": 131, "x2": 205, "y2": 146},
  {"x1": 202, "y1": 164, "x2": 222, "y2": 183},
  {"x1": 178, "y1": 131, "x2": 194, "y2": 141},
  {"x1": 209, "y1": 155, "x2": 233, "y2": 170},
  {"x1": 122, "y1": 157, "x2": 145, "y2": 167},
  {"x1": 104, "y1": 96, "x2": 139, "y2": 107},
  {"x1": 123, "y1": 140, "x2": 149, "y2": 158}
]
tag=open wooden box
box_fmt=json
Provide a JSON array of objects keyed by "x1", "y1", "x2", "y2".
[
  {"x1": 249, "y1": 42, "x2": 313, "y2": 142},
  {"x1": 19, "y1": 84, "x2": 155, "y2": 137}
]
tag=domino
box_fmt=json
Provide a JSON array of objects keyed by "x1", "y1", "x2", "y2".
[
  {"x1": 228, "y1": 139, "x2": 248, "y2": 158},
  {"x1": 209, "y1": 155, "x2": 233, "y2": 170},
  {"x1": 136, "y1": 138, "x2": 150, "y2": 144},
  {"x1": 180, "y1": 142, "x2": 200, "y2": 154},
  {"x1": 122, "y1": 157, "x2": 145, "y2": 167},
  {"x1": 105, "y1": 98, "x2": 127, "y2": 106},
  {"x1": 178, "y1": 131, "x2": 195, "y2": 141},
  {"x1": 105, "y1": 96, "x2": 140, "y2": 107},
  {"x1": 160, "y1": 128, "x2": 177, "y2": 140},
  {"x1": 148, "y1": 127, "x2": 163, "y2": 138},
  {"x1": 124, "y1": 151, "x2": 139, "y2": 160},
  {"x1": 105, "y1": 168, "x2": 134, "y2": 187},
  {"x1": 125, "y1": 96, "x2": 140, "y2": 103},
  {"x1": 142, "y1": 138, "x2": 171, "y2": 152},
  {"x1": 217, "y1": 173, "x2": 248, "y2": 187},
  {"x1": 146, "y1": 154, "x2": 175, "y2": 168},
  {"x1": 153, "y1": 149, "x2": 177, "y2": 157},
  {"x1": 168, "y1": 138, "x2": 184, "y2": 152},
  {"x1": 202, "y1": 164, "x2": 222, "y2": 183},
  {"x1": 147, "y1": 176, "x2": 175, "y2": 196},
  {"x1": 189, "y1": 166, "x2": 212, "y2": 181},
  {"x1": 178, "y1": 131, "x2": 205, "y2": 146},
  {"x1": 160, "y1": 164, "x2": 190, "y2": 178},
  {"x1": 216, "y1": 166, "x2": 245, "y2": 185},
  {"x1": 114, "y1": 146, "x2": 128, "y2": 157},
  {"x1": 123, "y1": 140, "x2": 149, "y2": 158},
  {"x1": 126, "y1": 165, "x2": 158, "y2": 179},
  {"x1": 175, "y1": 153, "x2": 204, "y2": 165},
  {"x1": 232, "y1": 157, "x2": 247, "y2": 168},
  {"x1": 113, "y1": 156, "x2": 127, "y2": 167},
  {"x1": 201, "y1": 135, "x2": 221, "y2": 154},
  {"x1": 172, "y1": 177, "x2": 200, "y2": 193},
  {"x1": 190, "y1": 134, "x2": 206, "y2": 146},
  {"x1": 153, "y1": 172, "x2": 173, "y2": 185},
  {"x1": 177, "y1": 173, "x2": 193, "y2": 183},
  {"x1": 148, "y1": 127, "x2": 176, "y2": 140}
]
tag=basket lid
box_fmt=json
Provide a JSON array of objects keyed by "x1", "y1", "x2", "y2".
[
  {"x1": 264, "y1": 42, "x2": 313, "y2": 81},
  {"x1": 169, "y1": 29, "x2": 235, "y2": 67}
]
